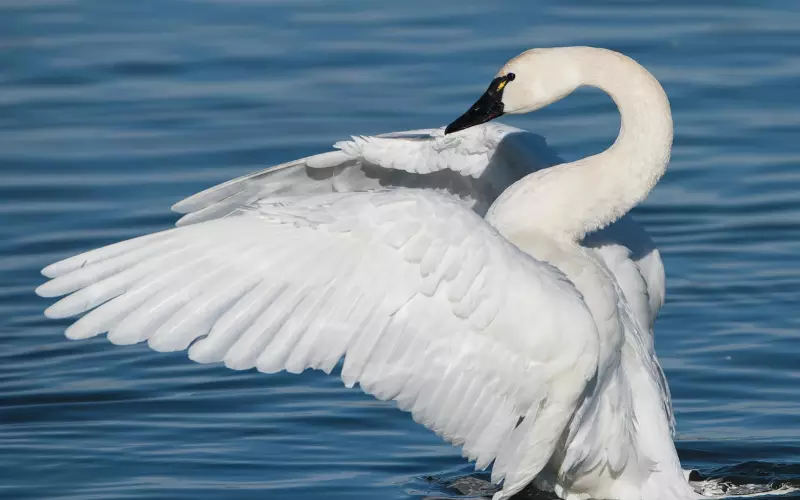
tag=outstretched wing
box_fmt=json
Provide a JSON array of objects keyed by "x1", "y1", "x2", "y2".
[
  {"x1": 171, "y1": 123, "x2": 560, "y2": 226},
  {"x1": 171, "y1": 121, "x2": 664, "y2": 332},
  {"x1": 37, "y1": 188, "x2": 599, "y2": 500}
]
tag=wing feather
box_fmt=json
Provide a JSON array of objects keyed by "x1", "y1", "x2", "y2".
[
  {"x1": 169, "y1": 123, "x2": 546, "y2": 228},
  {"x1": 38, "y1": 188, "x2": 598, "y2": 499},
  {"x1": 108, "y1": 119, "x2": 668, "y2": 499}
]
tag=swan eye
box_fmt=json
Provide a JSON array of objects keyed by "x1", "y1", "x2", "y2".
[{"x1": 495, "y1": 73, "x2": 516, "y2": 92}]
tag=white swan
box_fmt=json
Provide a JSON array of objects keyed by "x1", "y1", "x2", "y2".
[{"x1": 36, "y1": 47, "x2": 690, "y2": 500}]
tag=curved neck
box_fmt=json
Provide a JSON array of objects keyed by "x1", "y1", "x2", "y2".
[{"x1": 488, "y1": 48, "x2": 673, "y2": 243}]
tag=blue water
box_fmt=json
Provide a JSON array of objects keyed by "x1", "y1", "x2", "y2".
[{"x1": 2, "y1": 1, "x2": 799, "y2": 498}]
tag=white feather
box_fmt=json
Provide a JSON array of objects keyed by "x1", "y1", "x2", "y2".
[
  {"x1": 37, "y1": 47, "x2": 694, "y2": 500},
  {"x1": 39, "y1": 188, "x2": 597, "y2": 496}
]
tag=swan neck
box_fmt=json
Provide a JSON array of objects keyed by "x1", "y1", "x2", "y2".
[
  {"x1": 488, "y1": 48, "x2": 673, "y2": 243},
  {"x1": 588, "y1": 48, "x2": 673, "y2": 183}
]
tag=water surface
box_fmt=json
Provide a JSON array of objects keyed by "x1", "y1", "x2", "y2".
[{"x1": 1, "y1": 1, "x2": 799, "y2": 498}]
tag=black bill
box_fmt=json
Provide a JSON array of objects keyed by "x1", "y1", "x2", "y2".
[{"x1": 444, "y1": 73, "x2": 515, "y2": 135}]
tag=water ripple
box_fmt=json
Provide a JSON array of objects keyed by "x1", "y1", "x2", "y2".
[{"x1": 2, "y1": 0, "x2": 799, "y2": 499}]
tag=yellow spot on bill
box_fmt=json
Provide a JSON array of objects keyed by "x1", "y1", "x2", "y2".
[{"x1": 496, "y1": 80, "x2": 508, "y2": 91}]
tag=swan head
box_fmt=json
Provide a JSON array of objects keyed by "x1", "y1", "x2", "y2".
[{"x1": 445, "y1": 48, "x2": 581, "y2": 134}]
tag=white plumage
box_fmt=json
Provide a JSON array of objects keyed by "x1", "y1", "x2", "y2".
[{"x1": 37, "y1": 47, "x2": 695, "y2": 500}]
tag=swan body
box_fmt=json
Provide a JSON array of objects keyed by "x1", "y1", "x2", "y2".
[{"x1": 36, "y1": 47, "x2": 691, "y2": 499}]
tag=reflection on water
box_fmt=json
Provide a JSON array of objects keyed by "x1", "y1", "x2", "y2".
[{"x1": 1, "y1": 1, "x2": 799, "y2": 499}]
